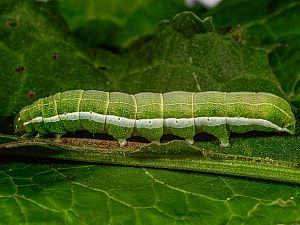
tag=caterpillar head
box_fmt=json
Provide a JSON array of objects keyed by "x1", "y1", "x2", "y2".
[{"x1": 14, "y1": 112, "x2": 25, "y2": 133}]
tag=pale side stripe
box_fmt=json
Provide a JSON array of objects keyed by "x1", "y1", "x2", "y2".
[
  {"x1": 60, "y1": 112, "x2": 79, "y2": 121},
  {"x1": 226, "y1": 117, "x2": 286, "y2": 132},
  {"x1": 194, "y1": 117, "x2": 226, "y2": 126},
  {"x1": 106, "y1": 115, "x2": 135, "y2": 128},
  {"x1": 23, "y1": 112, "x2": 290, "y2": 133},
  {"x1": 136, "y1": 118, "x2": 163, "y2": 129},
  {"x1": 80, "y1": 112, "x2": 106, "y2": 123},
  {"x1": 26, "y1": 116, "x2": 43, "y2": 124},
  {"x1": 164, "y1": 118, "x2": 194, "y2": 128}
]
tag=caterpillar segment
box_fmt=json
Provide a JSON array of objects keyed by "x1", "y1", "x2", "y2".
[{"x1": 14, "y1": 90, "x2": 296, "y2": 147}]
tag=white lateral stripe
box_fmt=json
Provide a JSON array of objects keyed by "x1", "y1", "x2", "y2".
[
  {"x1": 23, "y1": 112, "x2": 288, "y2": 132},
  {"x1": 164, "y1": 118, "x2": 194, "y2": 128},
  {"x1": 60, "y1": 112, "x2": 79, "y2": 121},
  {"x1": 27, "y1": 116, "x2": 43, "y2": 124},
  {"x1": 79, "y1": 112, "x2": 106, "y2": 123},
  {"x1": 106, "y1": 115, "x2": 135, "y2": 128},
  {"x1": 135, "y1": 119, "x2": 163, "y2": 129},
  {"x1": 194, "y1": 117, "x2": 226, "y2": 126},
  {"x1": 44, "y1": 116, "x2": 60, "y2": 123}
]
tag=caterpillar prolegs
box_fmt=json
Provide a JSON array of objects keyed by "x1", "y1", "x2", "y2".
[{"x1": 14, "y1": 90, "x2": 296, "y2": 147}]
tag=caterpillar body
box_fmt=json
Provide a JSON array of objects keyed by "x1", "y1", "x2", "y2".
[{"x1": 14, "y1": 90, "x2": 296, "y2": 147}]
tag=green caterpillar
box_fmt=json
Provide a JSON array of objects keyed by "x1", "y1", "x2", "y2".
[{"x1": 14, "y1": 90, "x2": 296, "y2": 147}]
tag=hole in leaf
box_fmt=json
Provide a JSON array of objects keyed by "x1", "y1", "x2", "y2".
[
  {"x1": 6, "y1": 19, "x2": 18, "y2": 28},
  {"x1": 52, "y1": 52, "x2": 60, "y2": 60},
  {"x1": 25, "y1": 90, "x2": 36, "y2": 99},
  {"x1": 15, "y1": 66, "x2": 25, "y2": 73},
  {"x1": 96, "y1": 65, "x2": 109, "y2": 71}
]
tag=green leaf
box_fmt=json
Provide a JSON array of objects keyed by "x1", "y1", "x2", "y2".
[
  {"x1": 0, "y1": 158, "x2": 300, "y2": 224},
  {"x1": 2, "y1": 135, "x2": 300, "y2": 184},
  {"x1": 202, "y1": 0, "x2": 300, "y2": 108},
  {"x1": 1, "y1": 0, "x2": 300, "y2": 224},
  {"x1": 51, "y1": 0, "x2": 200, "y2": 48},
  {"x1": 116, "y1": 12, "x2": 282, "y2": 95}
]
